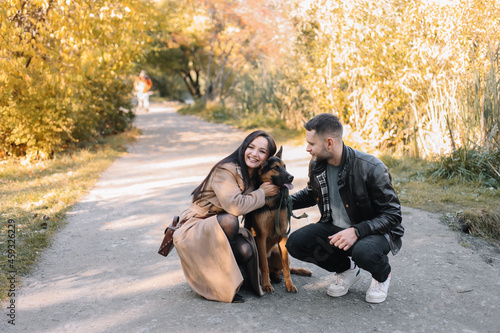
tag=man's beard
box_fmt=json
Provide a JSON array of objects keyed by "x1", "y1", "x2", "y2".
[{"x1": 312, "y1": 149, "x2": 332, "y2": 163}]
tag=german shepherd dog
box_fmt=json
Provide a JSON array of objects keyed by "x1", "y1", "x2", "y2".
[{"x1": 245, "y1": 147, "x2": 312, "y2": 293}]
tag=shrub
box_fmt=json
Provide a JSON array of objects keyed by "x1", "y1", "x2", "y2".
[
  {"x1": 456, "y1": 210, "x2": 500, "y2": 247},
  {"x1": 431, "y1": 146, "x2": 500, "y2": 189},
  {"x1": 0, "y1": 1, "x2": 149, "y2": 160}
]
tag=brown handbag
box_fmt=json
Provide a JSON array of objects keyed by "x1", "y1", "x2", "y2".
[{"x1": 158, "y1": 216, "x2": 180, "y2": 257}]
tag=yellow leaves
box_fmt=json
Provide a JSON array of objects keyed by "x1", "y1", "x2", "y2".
[
  {"x1": 32, "y1": 0, "x2": 50, "y2": 9},
  {"x1": 290, "y1": 0, "x2": 500, "y2": 155},
  {"x1": 1, "y1": 0, "x2": 149, "y2": 158}
]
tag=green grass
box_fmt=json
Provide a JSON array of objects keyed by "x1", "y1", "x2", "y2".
[
  {"x1": 381, "y1": 154, "x2": 500, "y2": 248},
  {"x1": 0, "y1": 128, "x2": 140, "y2": 301}
]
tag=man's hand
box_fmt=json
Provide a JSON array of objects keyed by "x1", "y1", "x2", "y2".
[{"x1": 328, "y1": 227, "x2": 358, "y2": 251}]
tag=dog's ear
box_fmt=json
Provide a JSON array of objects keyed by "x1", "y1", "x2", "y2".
[{"x1": 275, "y1": 146, "x2": 283, "y2": 159}]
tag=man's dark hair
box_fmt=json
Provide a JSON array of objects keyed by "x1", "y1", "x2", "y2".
[{"x1": 304, "y1": 113, "x2": 343, "y2": 138}]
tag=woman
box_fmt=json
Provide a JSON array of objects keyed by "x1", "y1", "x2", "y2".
[{"x1": 173, "y1": 130, "x2": 279, "y2": 303}]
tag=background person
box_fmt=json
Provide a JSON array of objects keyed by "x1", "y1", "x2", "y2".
[
  {"x1": 286, "y1": 113, "x2": 404, "y2": 303},
  {"x1": 134, "y1": 70, "x2": 153, "y2": 112},
  {"x1": 173, "y1": 130, "x2": 280, "y2": 303}
]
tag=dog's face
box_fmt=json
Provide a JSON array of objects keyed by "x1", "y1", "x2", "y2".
[{"x1": 258, "y1": 147, "x2": 294, "y2": 190}]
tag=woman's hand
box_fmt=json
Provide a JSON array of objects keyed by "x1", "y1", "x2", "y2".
[{"x1": 260, "y1": 182, "x2": 280, "y2": 197}]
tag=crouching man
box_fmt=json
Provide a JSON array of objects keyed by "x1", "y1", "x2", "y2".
[{"x1": 286, "y1": 113, "x2": 404, "y2": 303}]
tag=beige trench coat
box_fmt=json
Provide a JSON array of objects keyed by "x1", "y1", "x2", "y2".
[{"x1": 173, "y1": 162, "x2": 265, "y2": 302}]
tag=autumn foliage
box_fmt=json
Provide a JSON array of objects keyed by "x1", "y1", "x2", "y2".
[
  {"x1": 0, "y1": 0, "x2": 152, "y2": 159},
  {"x1": 156, "y1": 0, "x2": 499, "y2": 163},
  {"x1": 289, "y1": 0, "x2": 500, "y2": 158},
  {"x1": 2, "y1": 0, "x2": 499, "y2": 169}
]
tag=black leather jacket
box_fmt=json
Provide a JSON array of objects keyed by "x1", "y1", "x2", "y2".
[{"x1": 292, "y1": 144, "x2": 404, "y2": 255}]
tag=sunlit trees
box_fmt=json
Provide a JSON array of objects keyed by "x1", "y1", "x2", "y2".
[
  {"x1": 290, "y1": 0, "x2": 500, "y2": 157},
  {"x1": 0, "y1": 0, "x2": 153, "y2": 158},
  {"x1": 146, "y1": 0, "x2": 295, "y2": 105},
  {"x1": 3, "y1": 0, "x2": 499, "y2": 163}
]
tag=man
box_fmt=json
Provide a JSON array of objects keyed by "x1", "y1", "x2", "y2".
[
  {"x1": 286, "y1": 113, "x2": 404, "y2": 303},
  {"x1": 134, "y1": 70, "x2": 153, "y2": 112}
]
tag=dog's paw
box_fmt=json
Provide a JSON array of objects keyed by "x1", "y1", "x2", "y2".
[
  {"x1": 263, "y1": 284, "x2": 275, "y2": 293},
  {"x1": 286, "y1": 283, "x2": 298, "y2": 293}
]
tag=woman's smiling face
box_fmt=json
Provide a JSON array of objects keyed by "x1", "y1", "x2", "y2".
[{"x1": 244, "y1": 136, "x2": 269, "y2": 172}]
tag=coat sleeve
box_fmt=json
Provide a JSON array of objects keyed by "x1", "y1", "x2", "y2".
[
  {"x1": 291, "y1": 186, "x2": 317, "y2": 210},
  {"x1": 210, "y1": 165, "x2": 265, "y2": 216}
]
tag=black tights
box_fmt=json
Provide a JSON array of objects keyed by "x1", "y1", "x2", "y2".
[{"x1": 217, "y1": 214, "x2": 253, "y2": 265}]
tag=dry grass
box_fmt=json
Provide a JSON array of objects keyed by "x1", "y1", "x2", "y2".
[
  {"x1": 382, "y1": 155, "x2": 500, "y2": 248},
  {"x1": 0, "y1": 128, "x2": 139, "y2": 300}
]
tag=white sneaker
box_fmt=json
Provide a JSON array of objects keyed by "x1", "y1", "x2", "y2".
[
  {"x1": 365, "y1": 274, "x2": 391, "y2": 303},
  {"x1": 327, "y1": 266, "x2": 361, "y2": 297}
]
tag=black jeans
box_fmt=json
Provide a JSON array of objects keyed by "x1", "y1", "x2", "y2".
[{"x1": 286, "y1": 222, "x2": 391, "y2": 282}]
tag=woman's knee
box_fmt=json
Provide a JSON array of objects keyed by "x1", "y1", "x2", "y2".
[
  {"x1": 238, "y1": 239, "x2": 253, "y2": 264},
  {"x1": 233, "y1": 236, "x2": 253, "y2": 264},
  {"x1": 217, "y1": 214, "x2": 239, "y2": 242}
]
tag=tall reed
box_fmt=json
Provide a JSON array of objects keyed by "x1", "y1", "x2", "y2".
[{"x1": 433, "y1": 45, "x2": 500, "y2": 188}]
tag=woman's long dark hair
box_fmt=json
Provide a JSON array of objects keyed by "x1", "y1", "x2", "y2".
[{"x1": 191, "y1": 130, "x2": 277, "y2": 202}]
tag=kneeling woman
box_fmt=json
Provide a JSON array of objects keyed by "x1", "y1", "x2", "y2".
[{"x1": 173, "y1": 130, "x2": 279, "y2": 303}]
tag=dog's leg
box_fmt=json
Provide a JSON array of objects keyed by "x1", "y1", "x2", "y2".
[
  {"x1": 256, "y1": 236, "x2": 274, "y2": 293},
  {"x1": 278, "y1": 237, "x2": 297, "y2": 293},
  {"x1": 268, "y1": 246, "x2": 283, "y2": 283}
]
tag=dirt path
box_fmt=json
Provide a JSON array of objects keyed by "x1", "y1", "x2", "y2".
[{"x1": 2, "y1": 104, "x2": 500, "y2": 333}]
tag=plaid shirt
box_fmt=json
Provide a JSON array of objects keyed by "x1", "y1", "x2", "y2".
[
  {"x1": 315, "y1": 170, "x2": 332, "y2": 224},
  {"x1": 291, "y1": 144, "x2": 404, "y2": 255}
]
